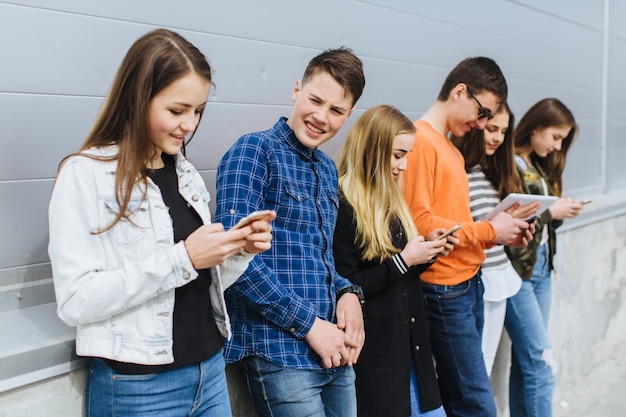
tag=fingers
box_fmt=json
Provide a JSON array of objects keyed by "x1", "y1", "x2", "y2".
[
  {"x1": 320, "y1": 345, "x2": 351, "y2": 369},
  {"x1": 335, "y1": 309, "x2": 346, "y2": 331},
  {"x1": 249, "y1": 210, "x2": 277, "y2": 232},
  {"x1": 342, "y1": 333, "x2": 364, "y2": 366},
  {"x1": 330, "y1": 350, "x2": 343, "y2": 368},
  {"x1": 335, "y1": 295, "x2": 364, "y2": 366},
  {"x1": 321, "y1": 345, "x2": 353, "y2": 369},
  {"x1": 352, "y1": 343, "x2": 364, "y2": 364},
  {"x1": 525, "y1": 229, "x2": 534, "y2": 242},
  {"x1": 426, "y1": 228, "x2": 445, "y2": 241},
  {"x1": 342, "y1": 348, "x2": 356, "y2": 366},
  {"x1": 504, "y1": 201, "x2": 521, "y2": 214},
  {"x1": 512, "y1": 202, "x2": 540, "y2": 220},
  {"x1": 240, "y1": 213, "x2": 276, "y2": 255},
  {"x1": 445, "y1": 233, "x2": 460, "y2": 246},
  {"x1": 244, "y1": 230, "x2": 273, "y2": 253},
  {"x1": 321, "y1": 355, "x2": 333, "y2": 369}
]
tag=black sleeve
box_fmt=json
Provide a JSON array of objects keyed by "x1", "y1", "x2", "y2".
[{"x1": 333, "y1": 200, "x2": 403, "y2": 297}]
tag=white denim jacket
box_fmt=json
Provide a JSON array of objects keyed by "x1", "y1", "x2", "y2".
[{"x1": 48, "y1": 146, "x2": 253, "y2": 365}]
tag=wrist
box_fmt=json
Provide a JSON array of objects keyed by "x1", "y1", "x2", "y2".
[
  {"x1": 337, "y1": 284, "x2": 365, "y2": 306},
  {"x1": 182, "y1": 240, "x2": 198, "y2": 269}
]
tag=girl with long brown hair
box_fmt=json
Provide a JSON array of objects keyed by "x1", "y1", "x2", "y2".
[
  {"x1": 48, "y1": 29, "x2": 274, "y2": 416},
  {"x1": 504, "y1": 98, "x2": 584, "y2": 417}
]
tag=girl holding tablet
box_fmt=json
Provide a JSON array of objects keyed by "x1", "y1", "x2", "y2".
[{"x1": 504, "y1": 98, "x2": 584, "y2": 417}]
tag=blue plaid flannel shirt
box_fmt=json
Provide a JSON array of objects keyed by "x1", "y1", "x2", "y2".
[{"x1": 215, "y1": 117, "x2": 352, "y2": 370}]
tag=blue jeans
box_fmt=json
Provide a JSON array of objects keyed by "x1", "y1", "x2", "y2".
[
  {"x1": 242, "y1": 356, "x2": 357, "y2": 417},
  {"x1": 505, "y1": 244, "x2": 557, "y2": 417},
  {"x1": 85, "y1": 351, "x2": 232, "y2": 417},
  {"x1": 410, "y1": 362, "x2": 447, "y2": 417},
  {"x1": 421, "y1": 273, "x2": 496, "y2": 417}
]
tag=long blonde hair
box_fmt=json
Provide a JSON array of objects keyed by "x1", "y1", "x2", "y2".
[{"x1": 336, "y1": 105, "x2": 417, "y2": 262}]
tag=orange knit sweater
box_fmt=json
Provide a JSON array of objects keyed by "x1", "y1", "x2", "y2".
[{"x1": 403, "y1": 120, "x2": 497, "y2": 285}]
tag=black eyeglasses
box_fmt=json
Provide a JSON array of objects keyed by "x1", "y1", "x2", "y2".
[{"x1": 466, "y1": 87, "x2": 493, "y2": 121}]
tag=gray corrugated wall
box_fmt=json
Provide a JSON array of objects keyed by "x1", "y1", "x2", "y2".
[{"x1": 1, "y1": 0, "x2": 625, "y2": 415}]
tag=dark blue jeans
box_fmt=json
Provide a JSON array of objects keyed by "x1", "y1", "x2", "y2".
[{"x1": 421, "y1": 272, "x2": 496, "y2": 417}]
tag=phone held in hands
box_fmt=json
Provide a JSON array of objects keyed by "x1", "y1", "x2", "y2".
[
  {"x1": 438, "y1": 225, "x2": 463, "y2": 240},
  {"x1": 525, "y1": 215, "x2": 538, "y2": 224},
  {"x1": 231, "y1": 210, "x2": 272, "y2": 230},
  {"x1": 581, "y1": 199, "x2": 592, "y2": 205}
]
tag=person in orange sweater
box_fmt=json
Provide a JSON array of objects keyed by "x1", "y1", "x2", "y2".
[{"x1": 403, "y1": 57, "x2": 533, "y2": 417}]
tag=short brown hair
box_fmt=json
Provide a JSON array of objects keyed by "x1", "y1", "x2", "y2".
[
  {"x1": 438, "y1": 57, "x2": 507, "y2": 104},
  {"x1": 301, "y1": 47, "x2": 366, "y2": 107}
]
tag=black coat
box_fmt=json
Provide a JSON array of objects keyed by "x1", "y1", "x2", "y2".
[{"x1": 333, "y1": 200, "x2": 442, "y2": 417}]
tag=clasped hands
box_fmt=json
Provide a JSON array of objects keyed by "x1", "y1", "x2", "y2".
[{"x1": 305, "y1": 293, "x2": 365, "y2": 369}]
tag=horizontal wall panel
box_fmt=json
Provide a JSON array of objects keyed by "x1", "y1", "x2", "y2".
[
  {"x1": 363, "y1": 0, "x2": 603, "y2": 54},
  {"x1": 0, "y1": 94, "x2": 102, "y2": 181},
  {"x1": 1, "y1": 0, "x2": 363, "y2": 52},
  {"x1": 0, "y1": 4, "x2": 140, "y2": 96},
  {"x1": 0, "y1": 264, "x2": 51, "y2": 288},
  {"x1": 0, "y1": 180, "x2": 52, "y2": 269},
  {"x1": 0, "y1": 279, "x2": 55, "y2": 314},
  {"x1": 507, "y1": 0, "x2": 604, "y2": 29},
  {"x1": 186, "y1": 104, "x2": 289, "y2": 171}
]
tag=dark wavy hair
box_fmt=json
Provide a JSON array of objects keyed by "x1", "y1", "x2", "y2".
[
  {"x1": 453, "y1": 102, "x2": 523, "y2": 199},
  {"x1": 513, "y1": 98, "x2": 578, "y2": 195},
  {"x1": 438, "y1": 56, "x2": 508, "y2": 105}
]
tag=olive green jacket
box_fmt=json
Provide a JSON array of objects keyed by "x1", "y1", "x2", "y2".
[{"x1": 505, "y1": 156, "x2": 563, "y2": 279}]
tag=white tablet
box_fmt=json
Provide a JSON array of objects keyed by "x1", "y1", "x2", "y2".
[{"x1": 484, "y1": 193, "x2": 557, "y2": 221}]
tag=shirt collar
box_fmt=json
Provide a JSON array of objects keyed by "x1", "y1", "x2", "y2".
[{"x1": 277, "y1": 117, "x2": 319, "y2": 162}]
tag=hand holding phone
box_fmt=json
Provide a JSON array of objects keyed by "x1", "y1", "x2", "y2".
[
  {"x1": 438, "y1": 225, "x2": 463, "y2": 240},
  {"x1": 231, "y1": 210, "x2": 272, "y2": 230},
  {"x1": 525, "y1": 215, "x2": 538, "y2": 224}
]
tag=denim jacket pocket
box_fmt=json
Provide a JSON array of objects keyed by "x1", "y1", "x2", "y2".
[{"x1": 102, "y1": 198, "x2": 150, "y2": 248}]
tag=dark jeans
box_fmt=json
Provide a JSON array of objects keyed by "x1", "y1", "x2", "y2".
[{"x1": 421, "y1": 272, "x2": 496, "y2": 417}]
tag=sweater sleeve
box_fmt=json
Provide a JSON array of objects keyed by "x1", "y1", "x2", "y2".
[{"x1": 403, "y1": 125, "x2": 497, "y2": 248}]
